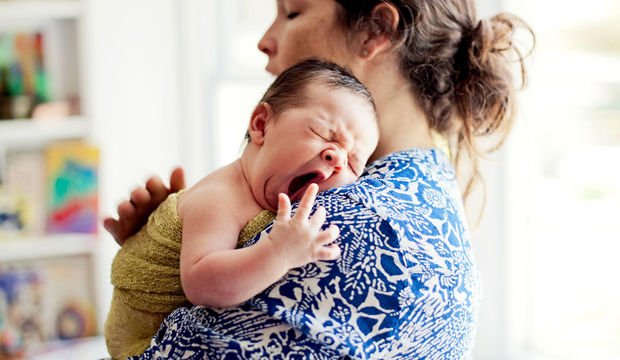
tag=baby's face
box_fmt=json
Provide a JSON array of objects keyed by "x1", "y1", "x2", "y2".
[{"x1": 252, "y1": 84, "x2": 379, "y2": 210}]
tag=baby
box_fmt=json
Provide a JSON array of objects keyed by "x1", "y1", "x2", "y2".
[{"x1": 104, "y1": 58, "x2": 379, "y2": 359}]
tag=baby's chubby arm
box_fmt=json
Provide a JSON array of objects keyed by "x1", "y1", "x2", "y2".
[{"x1": 180, "y1": 184, "x2": 340, "y2": 308}]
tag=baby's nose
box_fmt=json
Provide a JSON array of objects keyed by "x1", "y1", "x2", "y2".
[{"x1": 322, "y1": 148, "x2": 345, "y2": 171}]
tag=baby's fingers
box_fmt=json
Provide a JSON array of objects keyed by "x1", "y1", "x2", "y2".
[
  {"x1": 316, "y1": 225, "x2": 340, "y2": 245},
  {"x1": 276, "y1": 193, "x2": 292, "y2": 221},
  {"x1": 316, "y1": 244, "x2": 341, "y2": 261},
  {"x1": 296, "y1": 183, "x2": 318, "y2": 220},
  {"x1": 309, "y1": 206, "x2": 326, "y2": 228}
]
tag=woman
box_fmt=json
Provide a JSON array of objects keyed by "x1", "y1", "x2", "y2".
[{"x1": 105, "y1": 0, "x2": 532, "y2": 358}]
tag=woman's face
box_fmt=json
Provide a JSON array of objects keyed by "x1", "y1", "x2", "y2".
[{"x1": 258, "y1": 0, "x2": 356, "y2": 76}]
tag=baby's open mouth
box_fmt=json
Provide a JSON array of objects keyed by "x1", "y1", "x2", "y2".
[{"x1": 288, "y1": 172, "x2": 322, "y2": 202}]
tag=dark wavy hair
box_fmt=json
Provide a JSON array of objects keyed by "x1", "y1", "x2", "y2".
[
  {"x1": 245, "y1": 58, "x2": 378, "y2": 143},
  {"x1": 336, "y1": 0, "x2": 534, "y2": 199},
  {"x1": 245, "y1": 58, "x2": 377, "y2": 142},
  {"x1": 259, "y1": 57, "x2": 376, "y2": 117}
]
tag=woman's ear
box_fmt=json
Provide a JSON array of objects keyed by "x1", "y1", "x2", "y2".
[
  {"x1": 248, "y1": 102, "x2": 273, "y2": 146},
  {"x1": 358, "y1": 2, "x2": 400, "y2": 60}
]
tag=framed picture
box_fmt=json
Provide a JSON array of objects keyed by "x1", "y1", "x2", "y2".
[{"x1": 0, "y1": 254, "x2": 97, "y2": 353}]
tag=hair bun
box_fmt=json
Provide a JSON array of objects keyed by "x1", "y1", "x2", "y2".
[{"x1": 464, "y1": 14, "x2": 533, "y2": 72}]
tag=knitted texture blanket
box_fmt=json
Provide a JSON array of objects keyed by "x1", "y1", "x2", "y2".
[{"x1": 104, "y1": 191, "x2": 275, "y2": 359}]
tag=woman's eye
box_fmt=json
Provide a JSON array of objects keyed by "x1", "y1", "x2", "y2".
[{"x1": 286, "y1": 12, "x2": 300, "y2": 20}]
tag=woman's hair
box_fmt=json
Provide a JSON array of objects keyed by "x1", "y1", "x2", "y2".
[
  {"x1": 335, "y1": 0, "x2": 534, "y2": 198},
  {"x1": 259, "y1": 57, "x2": 376, "y2": 118}
]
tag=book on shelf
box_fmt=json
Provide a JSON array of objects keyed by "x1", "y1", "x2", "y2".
[
  {"x1": 0, "y1": 140, "x2": 99, "y2": 238},
  {"x1": 0, "y1": 256, "x2": 98, "y2": 356},
  {"x1": 0, "y1": 31, "x2": 50, "y2": 120},
  {"x1": 3, "y1": 150, "x2": 46, "y2": 235},
  {"x1": 45, "y1": 141, "x2": 99, "y2": 235}
]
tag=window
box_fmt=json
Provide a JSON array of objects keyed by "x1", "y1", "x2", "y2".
[
  {"x1": 503, "y1": 0, "x2": 620, "y2": 358},
  {"x1": 177, "y1": 0, "x2": 274, "y2": 181},
  {"x1": 179, "y1": 1, "x2": 619, "y2": 358}
]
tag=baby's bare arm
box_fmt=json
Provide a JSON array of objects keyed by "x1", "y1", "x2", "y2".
[{"x1": 180, "y1": 184, "x2": 339, "y2": 308}]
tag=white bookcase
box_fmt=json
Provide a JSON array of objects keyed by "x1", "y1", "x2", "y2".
[
  {"x1": 0, "y1": 1, "x2": 82, "y2": 19},
  {"x1": 0, "y1": 0, "x2": 95, "y2": 263},
  {"x1": 0, "y1": 0, "x2": 101, "y2": 355}
]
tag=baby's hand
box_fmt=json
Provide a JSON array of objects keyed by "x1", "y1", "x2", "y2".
[{"x1": 268, "y1": 183, "x2": 340, "y2": 270}]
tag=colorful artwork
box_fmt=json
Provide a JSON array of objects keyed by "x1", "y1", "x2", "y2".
[
  {"x1": 1, "y1": 150, "x2": 46, "y2": 236},
  {"x1": 0, "y1": 268, "x2": 44, "y2": 350},
  {"x1": 46, "y1": 141, "x2": 99, "y2": 234},
  {"x1": 0, "y1": 256, "x2": 97, "y2": 352}
]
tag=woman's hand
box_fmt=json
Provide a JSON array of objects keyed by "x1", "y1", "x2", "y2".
[
  {"x1": 104, "y1": 167, "x2": 186, "y2": 245},
  {"x1": 267, "y1": 183, "x2": 341, "y2": 270}
]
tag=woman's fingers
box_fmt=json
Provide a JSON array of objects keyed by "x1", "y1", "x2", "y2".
[
  {"x1": 295, "y1": 183, "x2": 318, "y2": 220},
  {"x1": 276, "y1": 193, "x2": 292, "y2": 221},
  {"x1": 103, "y1": 218, "x2": 125, "y2": 246},
  {"x1": 117, "y1": 200, "x2": 137, "y2": 220},
  {"x1": 129, "y1": 187, "x2": 150, "y2": 208},
  {"x1": 110, "y1": 200, "x2": 141, "y2": 243},
  {"x1": 104, "y1": 167, "x2": 186, "y2": 246},
  {"x1": 169, "y1": 167, "x2": 186, "y2": 193},
  {"x1": 104, "y1": 200, "x2": 140, "y2": 246},
  {"x1": 145, "y1": 176, "x2": 169, "y2": 207}
]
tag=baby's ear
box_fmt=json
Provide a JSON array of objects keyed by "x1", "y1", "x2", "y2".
[{"x1": 248, "y1": 102, "x2": 273, "y2": 146}]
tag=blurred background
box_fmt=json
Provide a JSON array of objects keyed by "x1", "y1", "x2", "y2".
[{"x1": 0, "y1": 0, "x2": 618, "y2": 359}]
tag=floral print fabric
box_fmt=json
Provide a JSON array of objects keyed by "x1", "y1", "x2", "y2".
[{"x1": 138, "y1": 148, "x2": 479, "y2": 360}]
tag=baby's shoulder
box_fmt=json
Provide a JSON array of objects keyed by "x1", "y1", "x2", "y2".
[
  {"x1": 182, "y1": 168, "x2": 266, "y2": 229},
  {"x1": 178, "y1": 175, "x2": 252, "y2": 218}
]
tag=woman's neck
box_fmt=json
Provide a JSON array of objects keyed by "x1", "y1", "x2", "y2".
[{"x1": 365, "y1": 68, "x2": 435, "y2": 162}]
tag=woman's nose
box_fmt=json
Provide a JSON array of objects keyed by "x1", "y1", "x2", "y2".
[
  {"x1": 258, "y1": 32, "x2": 276, "y2": 57},
  {"x1": 322, "y1": 148, "x2": 345, "y2": 171}
]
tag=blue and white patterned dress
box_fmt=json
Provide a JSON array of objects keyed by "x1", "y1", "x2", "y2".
[{"x1": 139, "y1": 148, "x2": 479, "y2": 359}]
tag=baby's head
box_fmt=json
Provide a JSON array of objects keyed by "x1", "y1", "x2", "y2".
[{"x1": 244, "y1": 58, "x2": 379, "y2": 211}]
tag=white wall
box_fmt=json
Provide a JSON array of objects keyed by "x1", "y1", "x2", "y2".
[{"x1": 83, "y1": 0, "x2": 183, "y2": 326}]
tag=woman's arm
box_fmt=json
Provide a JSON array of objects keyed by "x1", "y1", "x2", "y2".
[
  {"x1": 180, "y1": 184, "x2": 340, "y2": 308},
  {"x1": 104, "y1": 167, "x2": 186, "y2": 245}
]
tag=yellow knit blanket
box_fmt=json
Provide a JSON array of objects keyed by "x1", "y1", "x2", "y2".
[{"x1": 104, "y1": 191, "x2": 275, "y2": 359}]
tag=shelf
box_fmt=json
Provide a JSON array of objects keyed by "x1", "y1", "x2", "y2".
[
  {"x1": 0, "y1": 116, "x2": 89, "y2": 146},
  {"x1": 28, "y1": 336, "x2": 108, "y2": 360},
  {"x1": 0, "y1": 1, "x2": 82, "y2": 20},
  {"x1": 0, "y1": 233, "x2": 97, "y2": 262}
]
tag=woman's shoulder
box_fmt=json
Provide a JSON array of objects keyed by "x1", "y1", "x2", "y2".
[
  {"x1": 315, "y1": 148, "x2": 457, "y2": 209},
  {"x1": 313, "y1": 148, "x2": 473, "y2": 271},
  {"x1": 363, "y1": 147, "x2": 455, "y2": 180}
]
